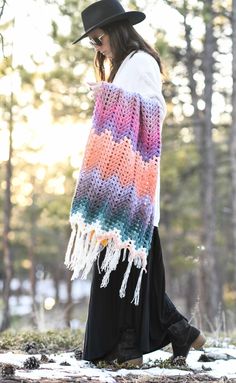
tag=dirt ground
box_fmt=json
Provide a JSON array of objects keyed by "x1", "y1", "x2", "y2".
[{"x1": 1, "y1": 374, "x2": 236, "y2": 383}]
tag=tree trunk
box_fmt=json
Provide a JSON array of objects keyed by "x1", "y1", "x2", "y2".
[
  {"x1": 185, "y1": 272, "x2": 198, "y2": 318},
  {"x1": 1, "y1": 92, "x2": 14, "y2": 331},
  {"x1": 198, "y1": 0, "x2": 220, "y2": 328},
  {"x1": 28, "y1": 176, "x2": 44, "y2": 326},
  {"x1": 162, "y1": 226, "x2": 176, "y2": 298},
  {"x1": 183, "y1": 0, "x2": 220, "y2": 328},
  {"x1": 53, "y1": 268, "x2": 60, "y2": 304},
  {"x1": 230, "y1": 0, "x2": 236, "y2": 289},
  {"x1": 183, "y1": 8, "x2": 202, "y2": 148},
  {"x1": 28, "y1": 189, "x2": 37, "y2": 327},
  {"x1": 65, "y1": 270, "x2": 73, "y2": 327}
]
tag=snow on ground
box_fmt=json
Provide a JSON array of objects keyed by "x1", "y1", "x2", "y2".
[{"x1": 0, "y1": 346, "x2": 236, "y2": 382}]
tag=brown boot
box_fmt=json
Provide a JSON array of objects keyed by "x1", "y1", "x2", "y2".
[
  {"x1": 168, "y1": 319, "x2": 206, "y2": 364},
  {"x1": 103, "y1": 328, "x2": 143, "y2": 366}
]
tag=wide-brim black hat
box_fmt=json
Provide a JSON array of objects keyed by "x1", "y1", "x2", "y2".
[{"x1": 72, "y1": 0, "x2": 146, "y2": 44}]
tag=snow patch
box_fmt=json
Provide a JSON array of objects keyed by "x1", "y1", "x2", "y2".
[{"x1": 0, "y1": 346, "x2": 236, "y2": 381}]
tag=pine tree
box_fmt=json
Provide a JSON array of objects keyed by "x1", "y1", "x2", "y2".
[{"x1": 230, "y1": 0, "x2": 236, "y2": 290}]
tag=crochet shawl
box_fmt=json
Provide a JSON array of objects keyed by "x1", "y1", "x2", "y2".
[{"x1": 65, "y1": 81, "x2": 161, "y2": 305}]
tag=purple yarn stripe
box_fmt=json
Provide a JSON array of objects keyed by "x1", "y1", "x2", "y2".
[
  {"x1": 72, "y1": 167, "x2": 153, "y2": 227},
  {"x1": 92, "y1": 83, "x2": 161, "y2": 162}
]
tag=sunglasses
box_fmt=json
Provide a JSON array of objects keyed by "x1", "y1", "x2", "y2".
[{"x1": 89, "y1": 33, "x2": 105, "y2": 47}]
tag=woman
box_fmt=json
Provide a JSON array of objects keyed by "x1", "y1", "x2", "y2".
[{"x1": 66, "y1": 0, "x2": 206, "y2": 366}]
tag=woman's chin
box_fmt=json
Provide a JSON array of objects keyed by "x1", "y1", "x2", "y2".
[{"x1": 100, "y1": 51, "x2": 113, "y2": 60}]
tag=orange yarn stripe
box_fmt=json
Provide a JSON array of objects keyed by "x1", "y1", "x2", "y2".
[{"x1": 83, "y1": 129, "x2": 159, "y2": 200}]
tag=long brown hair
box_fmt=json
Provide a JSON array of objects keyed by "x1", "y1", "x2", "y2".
[{"x1": 94, "y1": 20, "x2": 163, "y2": 82}]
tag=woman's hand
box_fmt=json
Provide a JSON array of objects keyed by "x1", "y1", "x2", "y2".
[{"x1": 87, "y1": 81, "x2": 103, "y2": 99}]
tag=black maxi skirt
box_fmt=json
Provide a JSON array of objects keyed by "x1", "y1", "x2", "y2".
[{"x1": 83, "y1": 227, "x2": 186, "y2": 361}]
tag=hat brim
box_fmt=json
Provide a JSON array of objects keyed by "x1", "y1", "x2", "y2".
[{"x1": 72, "y1": 11, "x2": 146, "y2": 44}]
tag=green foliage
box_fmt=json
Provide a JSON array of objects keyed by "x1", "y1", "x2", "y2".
[
  {"x1": 0, "y1": 329, "x2": 83, "y2": 352},
  {"x1": 42, "y1": 0, "x2": 95, "y2": 122}
]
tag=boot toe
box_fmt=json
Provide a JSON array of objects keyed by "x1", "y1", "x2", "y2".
[{"x1": 168, "y1": 319, "x2": 206, "y2": 359}]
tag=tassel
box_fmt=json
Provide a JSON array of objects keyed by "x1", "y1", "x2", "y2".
[
  {"x1": 68, "y1": 229, "x2": 83, "y2": 269},
  {"x1": 70, "y1": 231, "x2": 87, "y2": 279},
  {"x1": 70, "y1": 230, "x2": 86, "y2": 270},
  {"x1": 133, "y1": 256, "x2": 142, "y2": 268},
  {"x1": 97, "y1": 252, "x2": 101, "y2": 274},
  {"x1": 71, "y1": 230, "x2": 102, "y2": 280},
  {"x1": 131, "y1": 268, "x2": 145, "y2": 306},
  {"x1": 100, "y1": 239, "x2": 115, "y2": 272},
  {"x1": 64, "y1": 225, "x2": 77, "y2": 266},
  {"x1": 119, "y1": 259, "x2": 133, "y2": 298},
  {"x1": 122, "y1": 247, "x2": 129, "y2": 261},
  {"x1": 81, "y1": 235, "x2": 101, "y2": 279},
  {"x1": 100, "y1": 248, "x2": 121, "y2": 288},
  {"x1": 83, "y1": 230, "x2": 92, "y2": 257},
  {"x1": 78, "y1": 230, "x2": 96, "y2": 273}
]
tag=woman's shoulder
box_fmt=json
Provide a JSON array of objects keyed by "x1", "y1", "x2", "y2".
[
  {"x1": 126, "y1": 50, "x2": 160, "y2": 71},
  {"x1": 113, "y1": 49, "x2": 164, "y2": 97}
]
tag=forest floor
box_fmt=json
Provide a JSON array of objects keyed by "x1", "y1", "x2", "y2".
[
  {"x1": 0, "y1": 375, "x2": 235, "y2": 383},
  {"x1": 0, "y1": 330, "x2": 236, "y2": 383}
]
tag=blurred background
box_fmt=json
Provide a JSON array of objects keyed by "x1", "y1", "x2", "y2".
[{"x1": 0, "y1": 0, "x2": 235, "y2": 337}]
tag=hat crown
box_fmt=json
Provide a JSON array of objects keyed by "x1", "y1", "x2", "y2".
[
  {"x1": 72, "y1": 0, "x2": 145, "y2": 44},
  {"x1": 82, "y1": 0, "x2": 126, "y2": 31}
]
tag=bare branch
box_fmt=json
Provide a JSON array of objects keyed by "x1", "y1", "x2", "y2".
[
  {"x1": 35, "y1": 0, "x2": 60, "y2": 4},
  {"x1": 0, "y1": 0, "x2": 8, "y2": 56},
  {"x1": 0, "y1": 32, "x2": 5, "y2": 57},
  {"x1": 0, "y1": 0, "x2": 7, "y2": 20}
]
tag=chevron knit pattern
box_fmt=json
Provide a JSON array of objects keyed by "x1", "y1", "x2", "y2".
[{"x1": 65, "y1": 81, "x2": 161, "y2": 304}]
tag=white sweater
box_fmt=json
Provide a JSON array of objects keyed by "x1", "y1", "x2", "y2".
[{"x1": 112, "y1": 50, "x2": 167, "y2": 227}]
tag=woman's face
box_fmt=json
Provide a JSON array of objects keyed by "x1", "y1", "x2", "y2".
[{"x1": 88, "y1": 27, "x2": 113, "y2": 59}]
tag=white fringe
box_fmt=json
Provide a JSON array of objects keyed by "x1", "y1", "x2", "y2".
[
  {"x1": 67, "y1": 229, "x2": 83, "y2": 268},
  {"x1": 131, "y1": 268, "x2": 145, "y2": 306},
  {"x1": 119, "y1": 259, "x2": 133, "y2": 298},
  {"x1": 64, "y1": 225, "x2": 77, "y2": 266},
  {"x1": 97, "y1": 252, "x2": 101, "y2": 274},
  {"x1": 70, "y1": 231, "x2": 87, "y2": 279},
  {"x1": 83, "y1": 231, "x2": 92, "y2": 257},
  {"x1": 133, "y1": 256, "x2": 142, "y2": 268},
  {"x1": 65, "y1": 223, "x2": 147, "y2": 305},
  {"x1": 100, "y1": 239, "x2": 115, "y2": 272},
  {"x1": 65, "y1": 226, "x2": 102, "y2": 280},
  {"x1": 122, "y1": 248, "x2": 129, "y2": 261},
  {"x1": 100, "y1": 247, "x2": 121, "y2": 288},
  {"x1": 80, "y1": 233, "x2": 101, "y2": 279}
]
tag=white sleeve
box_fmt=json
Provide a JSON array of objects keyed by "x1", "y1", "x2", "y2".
[{"x1": 113, "y1": 51, "x2": 167, "y2": 121}]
